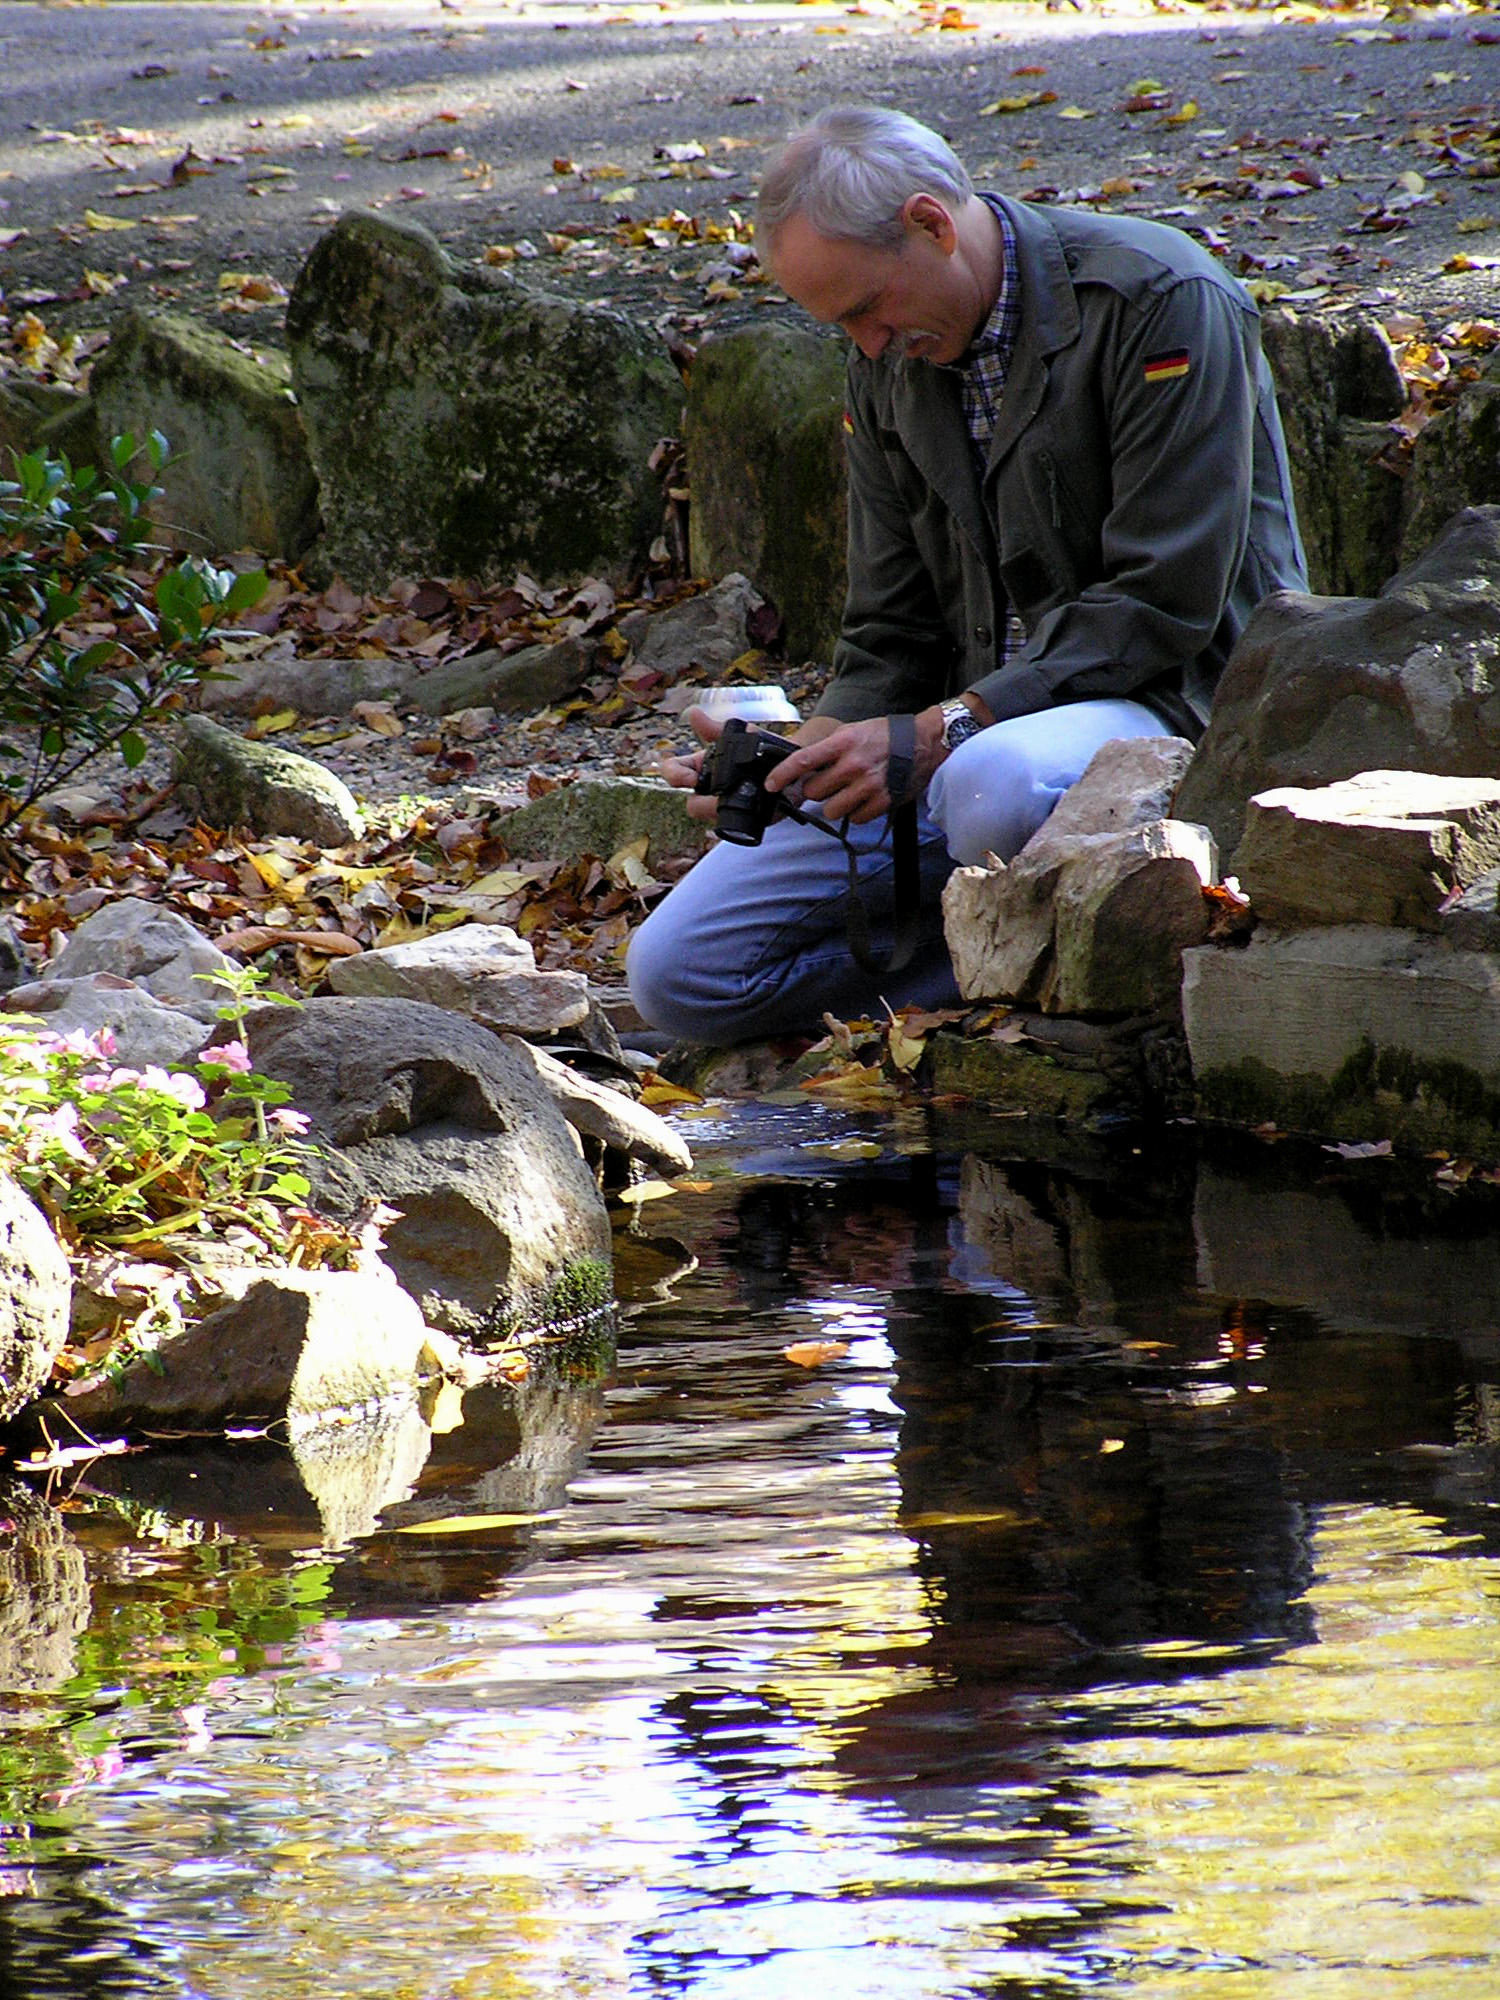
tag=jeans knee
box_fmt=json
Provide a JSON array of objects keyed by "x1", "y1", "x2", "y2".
[{"x1": 927, "y1": 735, "x2": 1061, "y2": 866}]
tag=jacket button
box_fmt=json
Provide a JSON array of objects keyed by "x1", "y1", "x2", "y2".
[{"x1": 974, "y1": 625, "x2": 992, "y2": 648}]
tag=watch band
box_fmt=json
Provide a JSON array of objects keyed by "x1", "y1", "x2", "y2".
[{"x1": 940, "y1": 697, "x2": 982, "y2": 752}]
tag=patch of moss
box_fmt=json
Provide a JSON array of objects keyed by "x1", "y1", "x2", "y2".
[{"x1": 1197, "y1": 1036, "x2": 1500, "y2": 1157}]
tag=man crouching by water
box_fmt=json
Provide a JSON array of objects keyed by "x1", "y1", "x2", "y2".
[{"x1": 626, "y1": 104, "x2": 1307, "y2": 1046}]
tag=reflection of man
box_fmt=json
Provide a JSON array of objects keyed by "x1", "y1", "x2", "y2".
[{"x1": 628, "y1": 105, "x2": 1307, "y2": 1046}]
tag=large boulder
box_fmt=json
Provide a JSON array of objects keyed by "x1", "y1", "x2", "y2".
[
  {"x1": 686, "y1": 324, "x2": 848, "y2": 662},
  {"x1": 174, "y1": 714, "x2": 364, "y2": 845},
  {"x1": 89, "y1": 309, "x2": 319, "y2": 558},
  {"x1": 285, "y1": 211, "x2": 681, "y2": 588},
  {"x1": 1259, "y1": 308, "x2": 1406, "y2": 597},
  {"x1": 1182, "y1": 927, "x2": 1500, "y2": 1154},
  {"x1": 943, "y1": 737, "x2": 1211, "y2": 1014},
  {"x1": 1175, "y1": 507, "x2": 1500, "y2": 861},
  {"x1": 0, "y1": 1173, "x2": 71, "y2": 1425},
  {"x1": 1234, "y1": 772, "x2": 1500, "y2": 931},
  {"x1": 246, "y1": 996, "x2": 613, "y2": 1339}
]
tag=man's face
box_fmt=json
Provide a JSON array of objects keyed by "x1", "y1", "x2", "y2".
[{"x1": 767, "y1": 202, "x2": 981, "y2": 367}]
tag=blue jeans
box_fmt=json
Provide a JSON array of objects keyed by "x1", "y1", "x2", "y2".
[{"x1": 626, "y1": 699, "x2": 1167, "y2": 1045}]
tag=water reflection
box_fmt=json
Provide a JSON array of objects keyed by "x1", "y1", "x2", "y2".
[{"x1": 0, "y1": 1113, "x2": 1498, "y2": 1997}]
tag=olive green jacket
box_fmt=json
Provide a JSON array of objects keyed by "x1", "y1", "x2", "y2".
[{"x1": 813, "y1": 195, "x2": 1308, "y2": 740}]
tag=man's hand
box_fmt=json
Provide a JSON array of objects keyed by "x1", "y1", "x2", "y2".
[
  {"x1": 764, "y1": 698, "x2": 990, "y2": 824},
  {"x1": 659, "y1": 708, "x2": 841, "y2": 825}
]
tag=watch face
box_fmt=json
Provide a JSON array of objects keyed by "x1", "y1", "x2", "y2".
[{"x1": 943, "y1": 704, "x2": 980, "y2": 748}]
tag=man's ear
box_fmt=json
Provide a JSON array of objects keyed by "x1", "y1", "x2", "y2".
[{"x1": 902, "y1": 193, "x2": 958, "y2": 253}]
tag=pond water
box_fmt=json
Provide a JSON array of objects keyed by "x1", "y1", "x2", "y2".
[{"x1": 4, "y1": 1099, "x2": 1500, "y2": 1999}]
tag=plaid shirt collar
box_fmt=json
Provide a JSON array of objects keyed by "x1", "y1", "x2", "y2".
[{"x1": 949, "y1": 196, "x2": 1020, "y2": 468}]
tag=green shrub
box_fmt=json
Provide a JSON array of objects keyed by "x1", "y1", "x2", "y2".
[{"x1": 0, "y1": 433, "x2": 266, "y2": 817}]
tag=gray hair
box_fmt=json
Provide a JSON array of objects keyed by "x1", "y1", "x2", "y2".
[{"x1": 758, "y1": 106, "x2": 974, "y2": 251}]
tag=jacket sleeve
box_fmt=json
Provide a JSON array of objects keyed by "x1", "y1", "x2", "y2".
[
  {"x1": 811, "y1": 365, "x2": 957, "y2": 723},
  {"x1": 970, "y1": 275, "x2": 1258, "y2": 723}
]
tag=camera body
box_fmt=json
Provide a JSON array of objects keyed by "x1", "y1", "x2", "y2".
[{"x1": 693, "y1": 718, "x2": 797, "y2": 846}]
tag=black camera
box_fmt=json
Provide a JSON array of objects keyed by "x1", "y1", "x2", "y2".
[{"x1": 693, "y1": 718, "x2": 798, "y2": 846}]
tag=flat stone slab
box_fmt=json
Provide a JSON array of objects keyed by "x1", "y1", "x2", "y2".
[
  {"x1": 1183, "y1": 925, "x2": 1500, "y2": 1152},
  {"x1": 327, "y1": 924, "x2": 590, "y2": 1035},
  {"x1": 1235, "y1": 770, "x2": 1500, "y2": 930}
]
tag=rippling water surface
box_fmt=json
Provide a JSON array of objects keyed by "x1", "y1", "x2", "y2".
[{"x1": 3, "y1": 1102, "x2": 1499, "y2": 1998}]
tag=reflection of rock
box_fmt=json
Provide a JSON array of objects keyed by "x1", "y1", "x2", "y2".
[
  {"x1": 290, "y1": 1399, "x2": 434, "y2": 1547},
  {"x1": 1194, "y1": 1164, "x2": 1500, "y2": 1354},
  {"x1": 0, "y1": 1173, "x2": 71, "y2": 1425},
  {"x1": 80, "y1": 1406, "x2": 434, "y2": 1551},
  {"x1": 0, "y1": 1480, "x2": 90, "y2": 1692}
]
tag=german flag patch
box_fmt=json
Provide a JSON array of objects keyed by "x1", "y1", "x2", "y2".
[
  {"x1": 1143, "y1": 348, "x2": 1191, "y2": 385},
  {"x1": 842, "y1": 410, "x2": 855, "y2": 435}
]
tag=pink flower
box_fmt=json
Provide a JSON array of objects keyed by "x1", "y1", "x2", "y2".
[
  {"x1": 268, "y1": 1107, "x2": 311, "y2": 1136},
  {"x1": 30, "y1": 1103, "x2": 92, "y2": 1166},
  {"x1": 201, "y1": 1041, "x2": 253, "y2": 1075}
]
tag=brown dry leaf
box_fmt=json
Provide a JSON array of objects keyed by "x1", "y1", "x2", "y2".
[
  {"x1": 783, "y1": 1340, "x2": 849, "y2": 1368},
  {"x1": 640, "y1": 1079, "x2": 704, "y2": 1108},
  {"x1": 216, "y1": 925, "x2": 363, "y2": 957}
]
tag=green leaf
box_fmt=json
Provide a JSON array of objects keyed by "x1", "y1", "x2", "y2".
[
  {"x1": 119, "y1": 729, "x2": 147, "y2": 767},
  {"x1": 109, "y1": 432, "x2": 137, "y2": 471},
  {"x1": 148, "y1": 430, "x2": 169, "y2": 472},
  {"x1": 223, "y1": 569, "x2": 269, "y2": 616}
]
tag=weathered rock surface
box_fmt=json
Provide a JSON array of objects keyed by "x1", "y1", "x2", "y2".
[
  {"x1": 0, "y1": 1481, "x2": 90, "y2": 1691},
  {"x1": 59, "y1": 1267, "x2": 432, "y2": 1434},
  {"x1": 174, "y1": 713, "x2": 364, "y2": 845},
  {"x1": 498, "y1": 775, "x2": 709, "y2": 866},
  {"x1": 1235, "y1": 771, "x2": 1500, "y2": 931},
  {"x1": 943, "y1": 737, "x2": 1211, "y2": 1014},
  {"x1": 197, "y1": 649, "x2": 415, "y2": 719},
  {"x1": 247, "y1": 996, "x2": 613, "y2": 1338},
  {"x1": 1400, "y1": 362, "x2": 1500, "y2": 565},
  {"x1": 327, "y1": 924, "x2": 590, "y2": 1035},
  {"x1": 519, "y1": 1041, "x2": 692, "y2": 1176},
  {"x1": 1258, "y1": 308, "x2": 1406, "y2": 596},
  {"x1": 407, "y1": 635, "x2": 592, "y2": 718},
  {"x1": 89, "y1": 308, "x2": 319, "y2": 559},
  {"x1": 0, "y1": 1174, "x2": 71, "y2": 1426},
  {"x1": 16, "y1": 897, "x2": 235, "y2": 1023},
  {"x1": 1183, "y1": 926, "x2": 1500, "y2": 1151},
  {"x1": 2, "y1": 971, "x2": 211, "y2": 1068},
  {"x1": 0, "y1": 920, "x2": 28, "y2": 994},
  {"x1": 1442, "y1": 866, "x2": 1500, "y2": 953},
  {"x1": 619, "y1": 572, "x2": 770, "y2": 681},
  {"x1": 1175, "y1": 507, "x2": 1500, "y2": 860},
  {"x1": 285, "y1": 210, "x2": 681, "y2": 588},
  {"x1": 686, "y1": 325, "x2": 850, "y2": 664}
]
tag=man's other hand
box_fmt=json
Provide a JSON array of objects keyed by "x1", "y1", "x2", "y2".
[{"x1": 765, "y1": 704, "x2": 967, "y2": 823}]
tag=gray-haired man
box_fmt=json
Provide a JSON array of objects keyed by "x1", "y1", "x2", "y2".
[{"x1": 628, "y1": 105, "x2": 1306, "y2": 1045}]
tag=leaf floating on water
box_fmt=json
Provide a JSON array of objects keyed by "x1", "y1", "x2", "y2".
[
  {"x1": 902, "y1": 1508, "x2": 1024, "y2": 1529},
  {"x1": 391, "y1": 1512, "x2": 553, "y2": 1535},
  {"x1": 1322, "y1": 1138, "x2": 1394, "y2": 1159},
  {"x1": 615, "y1": 1177, "x2": 681, "y2": 1204},
  {"x1": 783, "y1": 1339, "x2": 849, "y2": 1368}
]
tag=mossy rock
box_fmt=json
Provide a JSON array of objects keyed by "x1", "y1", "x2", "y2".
[
  {"x1": 90, "y1": 309, "x2": 318, "y2": 558},
  {"x1": 174, "y1": 715, "x2": 363, "y2": 846},
  {"x1": 498, "y1": 776, "x2": 709, "y2": 866},
  {"x1": 686, "y1": 322, "x2": 848, "y2": 663},
  {"x1": 285, "y1": 211, "x2": 681, "y2": 589}
]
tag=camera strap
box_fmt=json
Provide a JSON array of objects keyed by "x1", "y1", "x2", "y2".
[{"x1": 782, "y1": 712, "x2": 923, "y2": 980}]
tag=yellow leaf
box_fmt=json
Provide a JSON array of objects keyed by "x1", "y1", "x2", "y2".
[
  {"x1": 672, "y1": 1178, "x2": 714, "y2": 1192},
  {"x1": 391, "y1": 1512, "x2": 553, "y2": 1535},
  {"x1": 783, "y1": 1340, "x2": 849, "y2": 1368},
  {"x1": 245, "y1": 848, "x2": 295, "y2": 890},
  {"x1": 614, "y1": 1178, "x2": 682, "y2": 1204},
  {"x1": 83, "y1": 208, "x2": 137, "y2": 232},
  {"x1": 606, "y1": 832, "x2": 653, "y2": 888},
  {"x1": 639, "y1": 1079, "x2": 705, "y2": 1107},
  {"x1": 1165, "y1": 100, "x2": 1199, "y2": 126},
  {"x1": 1398, "y1": 170, "x2": 1426, "y2": 198},
  {"x1": 1058, "y1": 105, "x2": 1097, "y2": 120},
  {"x1": 1100, "y1": 1438, "x2": 1126, "y2": 1455},
  {"x1": 903, "y1": 1508, "x2": 1024, "y2": 1528},
  {"x1": 465, "y1": 867, "x2": 534, "y2": 898},
  {"x1": 244, "y1": 707, "x2": 298, "y2": 738}
]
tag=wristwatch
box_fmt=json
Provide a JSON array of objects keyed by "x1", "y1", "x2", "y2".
[{"x1": 940, "y1": 697, "x2": 983, "y2": 753}]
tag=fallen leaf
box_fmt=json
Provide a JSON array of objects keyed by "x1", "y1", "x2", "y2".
[
  {"x1": 82, "y1": 208, "x2": 137, "y2": 232},
  {"x1": 1322, "y1": 1138, "x2": 1394, "y2": 1160},
  {"x1": 244, "y1": 707, "x2": 298, "y2": 738},
  {"x1": 391, "y1": 1512, "x2": 551, "y2": 1535},
  {"x1": 614, "y1": 1178, "x2": 682, "y2": 1204},
  {"x1": 640, "y1": 1078, "x2": 704, "y2": 1108},
  {"x1": 783, "y1": 1340, "x2": 849, "y2": 1368}
]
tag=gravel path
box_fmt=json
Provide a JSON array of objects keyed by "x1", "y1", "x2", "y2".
[{"x1": 2, "y1": 0, "x2": 1497, "y2": 368}]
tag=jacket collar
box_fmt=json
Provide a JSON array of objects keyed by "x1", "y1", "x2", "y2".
[{"x1": 876, "y1": 196, "x2": 1080, "y2": 555}]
